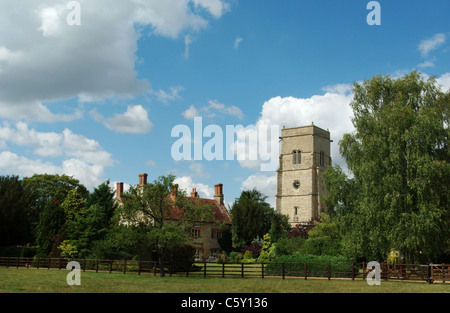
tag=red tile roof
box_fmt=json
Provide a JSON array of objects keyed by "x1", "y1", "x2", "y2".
[{"x1": 168, "y1": 196, "x2": 231, "y2": 225}]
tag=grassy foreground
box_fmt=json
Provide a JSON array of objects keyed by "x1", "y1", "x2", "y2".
[{"x1": 0, "y1": 267, "x2": 448, "y2": 293}]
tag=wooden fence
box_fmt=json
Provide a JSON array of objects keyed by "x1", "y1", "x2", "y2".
[{"x1": 0, "y1": 257, "x2": 447, "y2": 283}]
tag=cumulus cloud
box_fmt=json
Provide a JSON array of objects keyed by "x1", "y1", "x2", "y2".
[
  {"x1": 91, "y1": 105, "x2": 153, "y2": 134},
  {"x1": 0, "y1": 121, "x2": 115, "y2": 188},
  {"x1": 174, "y1": 176, "x2": 215, "y2": 199},
  {"x1": 241, "y1": 173, "x2": 277, "y2": 208},
  {"x1": 0, "y1": 0, "x2": 230, "y2": 122},
  {"x1": 233, "y1": 86, "x2": 355, "y2": 173}
]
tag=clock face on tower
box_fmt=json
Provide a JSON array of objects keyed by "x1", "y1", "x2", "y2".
[{"x1": 293, "y1": 180, "x2": 300, "y2": 189}]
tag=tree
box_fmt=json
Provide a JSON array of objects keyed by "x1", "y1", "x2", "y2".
[
  {"x1": 22, "y1": 174, "x2": 88, "y2": 244},
  {"x1": 119, "y1": 175, "x2": 214, "y2": 276},
  {"x1": 231, "y1": 188, "x2": 289, "y2": 249},
  {"x1": 0, "y1": 175, "x2": 33, "y2": 246},
  {"x1": 337, "y1": 71, "x2": 450, "y2": 262}
]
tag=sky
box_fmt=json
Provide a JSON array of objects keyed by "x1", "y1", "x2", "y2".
[{"x1": 0, "y1": 0, "x2": 449, "y2": 208}]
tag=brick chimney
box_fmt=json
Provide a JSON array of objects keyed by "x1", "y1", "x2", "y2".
[
  {"x1": 139, "y1": 173, "x2": 148, "y2": 186},
  {"x1": 214, "y1": 183, "x2": 224, "y2": 206},
  {"x1": 171, "y1": 184, "x2": 178, "y2": 202},
  {"x1": 116, "y1": 182, "x2": 124, "y2": 199},
  {"x1": 191, "y1": 188, "x2": 198, "y2": 198}
]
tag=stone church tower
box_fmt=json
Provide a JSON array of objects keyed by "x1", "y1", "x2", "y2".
[{"x1": 276, "y1": 124, "x2": 332, "y2": 225}]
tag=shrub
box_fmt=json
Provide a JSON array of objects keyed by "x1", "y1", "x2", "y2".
[{"x1": 265, "y1": 254, "x2": 357, "y2": 278}]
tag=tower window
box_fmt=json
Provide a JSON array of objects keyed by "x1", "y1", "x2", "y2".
[
  {"x1": 320, "y1": 152, "x2": 325, "y2": 167},
  {"x1": 294, "y1": 207, "x2": 298, "y2": 216},
  {"x1": 292, "y1": 150, "x2": 302, "y2": 165}
]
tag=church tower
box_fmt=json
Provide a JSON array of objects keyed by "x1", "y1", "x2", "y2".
[{"x1": 276, "y1": 124, "x2": 332, "y2": 225}]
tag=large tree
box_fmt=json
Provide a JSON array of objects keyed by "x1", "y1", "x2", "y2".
[
  {"x1": 119, "y1": 175, "x2": 214, "y2": 276},
  {"x1": 334, "y1": 71, "x2": 449, "y2": 262},
  {"x1": 0, "y1": 175, "x2": 33, "y2": 246},
  {"x1": 231, "y1": 188, "x2": 290, "y2": 249}
]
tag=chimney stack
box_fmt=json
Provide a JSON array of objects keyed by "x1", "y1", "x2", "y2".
[
  {"x1": 139, "y1": 173, "x2": 148, "y2": 186},
  {"x1": 191, "y1": 188, "x2": 198, "y2": 198},
  {"x1": 116, "y1": 182, "x2": 124, "y2": 199},
  {"x1": 171, "y1": 184, "x2": 178, "y2": 202},
  {"x1": 214, "y1": 183, "x2": 224, "y2": 206}
]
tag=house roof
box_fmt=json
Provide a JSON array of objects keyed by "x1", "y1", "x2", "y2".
[{"x1": 168, "y1": 196, "x2": 232, "y2": 225}]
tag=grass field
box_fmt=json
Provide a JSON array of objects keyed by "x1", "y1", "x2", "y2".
[{"x1": 0, "y1": 267, "x2": 448, "y2": 293}]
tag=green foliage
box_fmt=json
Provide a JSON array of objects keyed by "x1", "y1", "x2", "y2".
[
  {"x1": 0, "y1": 175, "x2": 33, "y2": 246},
  {"x1": 257, "y1": 234, "x2": 276, "y2": 262},
  {"x1": 333, "y1": 71, "x2": 450, "y2": 263},
  {"x1": 217, "y1": 228, "x2": 233, "y2": 254},
  {"x1": 274, "y1": 236, "x2": 306, "y2": 257},
  {"x1": 58, "y1": 240, "x2": 78, "y2": 259},
  {"x1": 231, "y1": 188, "x2": 289, "y2": 249},
  {"x1": 303, "y1": 214, "x2": 342, "y2": 256},
  {"x1": 266, "y1": 254, "x2": 356, "y2": 277},
  {"x1": 35, "y1": 198, "x2": 65, "y2": 257}
]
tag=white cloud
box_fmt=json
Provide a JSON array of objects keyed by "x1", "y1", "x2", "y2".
[
  {"x1": 184, "y1": 35, "x2": 192, "y2": 59},
  {"x1": 174, "y1": 176, "x2": 215, "y2": 199},
  {"x1": 182, "y1": 100, "x2": 244, "y2": 120},
  {"x1": 418, "y1": 33, "x2": 446, "y2": 57},
  {"x1": 182, "y1": 105, "x2": 201, "y2": 120},
  {"x1": 417, "y1": 61, "x2": 435, "y2": 69},
  {"x1": 0, "y1": 121, "x2": 115, "y2": 188},
  {"x1": 234, "y1": 37, "x2": 243, "y2": 49},
  {"x1": 192, "y1": 0, "x2": 229, "y2": 18},
  {"x1": 152, "y1": 86, "x2": 184, "y2": 103},
  {"x1": 437, "y1": 73, "x2": 450, "y2": 93},
  {"x1": 0, "y1": 0, "x2": 230, "y2": 122},
  {"x1": 91, "y1": 105, "x2": 153, "y2": 134},
  {"x1": 233, "y1": 87, "x2": 354, "y2": 173},
  {"x1": 241, "y1": 174, "x2": 277, "y2": 208}
]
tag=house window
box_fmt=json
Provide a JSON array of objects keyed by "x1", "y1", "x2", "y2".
[
  {"x1": 293, "y1": 150, "x2": 301, "y2": 165},
  {"x1": 191, "y1": 229, "x2": 201, "y2": 238},
  {"x1": 211, "y1": 230, "x2": 222, "y2": 239}
]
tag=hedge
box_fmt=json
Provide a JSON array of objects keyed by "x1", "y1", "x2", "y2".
[{"x1": 265, "y1": 254, "x2": 358, "y2": 278}]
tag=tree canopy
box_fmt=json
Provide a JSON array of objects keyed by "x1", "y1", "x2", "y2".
[{"x1": 326, "y1": 71, "x2": 450, "y2": 262}]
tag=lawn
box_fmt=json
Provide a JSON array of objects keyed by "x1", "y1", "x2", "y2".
[{"x1": 0, "y1": 267, "x2": 448, "y2": 293}]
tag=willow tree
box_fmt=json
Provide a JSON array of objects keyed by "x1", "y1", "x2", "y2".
[{"x1": 338, "y1": 71, "x2": 449, "y2": 263}]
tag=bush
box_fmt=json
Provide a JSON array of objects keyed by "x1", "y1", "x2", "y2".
[
  {"x1": 265, "y1": 254, "x2": 357, "y2": 278},
  {"x1": 227, "y1": 252, "x2": 243, "y2": 263}
]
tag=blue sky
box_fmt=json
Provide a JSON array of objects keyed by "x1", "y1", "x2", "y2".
[{"x1": 0, "y1": 0, "x2": 449, "y2": 208}]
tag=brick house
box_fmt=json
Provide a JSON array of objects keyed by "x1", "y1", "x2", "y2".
[{"x1": 116, "y1": 173, "x2": 232, "y2": 261}]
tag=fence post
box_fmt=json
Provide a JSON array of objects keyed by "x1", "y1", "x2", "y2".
[
  {"x1": 304, "y1": 263, "x2": 307, "y2": 280},
  {"x1": 138, "y1": 261, "x2": 142, "y2": 275},
  {"x1": 109, "y1": 260, "x2": 113, "y2": 274},
  {"x1": 327, "y1": 263, "x2": 330, "y2": 280},
  {"x1": 362, "y1": 262, "x2": 365, "y2": 280},
  {"x1": 37, "y1": 258, "x2": 40, "y2": 269},
  {"x1": 261, "y1": 263, "x2": 264, "y2": 279},
  {"x1": 83, "y1": 259, "x2": 86, "y2": 272},
  {"x1": 123, "y1": 259, "x2": 127, "y2": 274},
  {"x1": 222, "y1": 263, "x2": 225, "y2": 278},
  {"x1": 96, "y1": 259, "x2": 99, "y2": 273},
  {"x1": 282, "y1": 263, "x2": 285, "y2": 280},
  {"x1": 16, "y1": 257, "x2": 19, "y2": 268},
  {"x1": 352, "y1": 263, "x2": 355, "y2": 281},
  {"x1": 241, "y1": 263, "x2": 244, "y2": 278}
]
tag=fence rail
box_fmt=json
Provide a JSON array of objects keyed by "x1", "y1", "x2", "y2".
[{"x1": 0, "y1": 257, "x2": 447, "y2": 283}]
